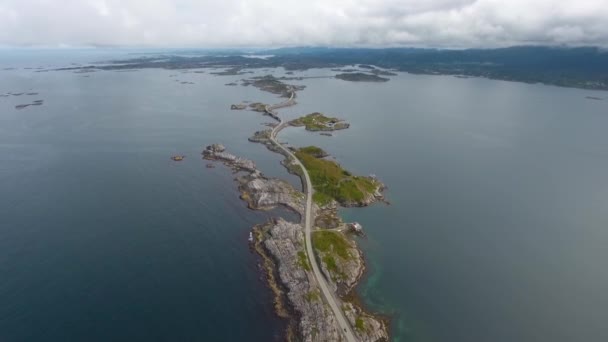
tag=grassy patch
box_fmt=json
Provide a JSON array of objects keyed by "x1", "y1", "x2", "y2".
[
  {"x1": 313, "y1": 231, "x2": 352, "y2": 260},
  {"x1": 313, "y1": 192, "x2": 333, "y2": 206},
  {"x1": 299, "y1": 146, "x2": 328, "y2": 158},
  {"x1": 296, "y1": 147, "x2": 379, "y2": 206},
  {"x1": 355, "y1": 317, "x2": 366, "y2": 331},
  {"x1": 297, "y1": 251, "x2": 311, "y2": 271},
  {"x1": 305, "y1": 290, "x2": 320, "y2": 303},
  {"x1": 322, "y1": 255, "x2": 339, "y2": 276}
]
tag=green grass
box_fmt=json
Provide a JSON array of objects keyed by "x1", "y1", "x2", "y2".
[
  {"x1": 313, "y1": 192, "x2": 333, "y2": 206},
  {"x1": 297, "y1": 251, "x2": 311, "y2": 271},
  {"x1": 295, "y1": 147, "x2": 378, "y2": 206},
  {"x1": 355, "y1": 317, "x2": 366, "y2": 331},
  {"x1": 304, "y1": 290, "x2": 320, "y2": 303},
  {"x1": 313, "y1": 231, "x2": 352, "y2": 260},
  {"x1": 322, "y1": 255, "x2": 339, "y2": 275},
  {"x1": 299, "y1": 146, "x2": 327, "y2": 158}
]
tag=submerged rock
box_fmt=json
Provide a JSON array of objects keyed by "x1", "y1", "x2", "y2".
[{"x1": 230, "y1": 104, "x2": 247, "y2": 110}]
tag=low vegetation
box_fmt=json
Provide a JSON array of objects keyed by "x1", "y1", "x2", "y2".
[
  {"x1": 322, "y1": 255, "x2": 340, "y2": 278},
  {"x1": 295, "y1": 147, "x2": 379, "y2": 206},
  {"x1": 304, "y1": 290, "x2": 320, "y2": 303},
  {"x1": 313, "y1": 231, "x2": 352, "y2": 260},
  {"x1": 297, "y1": 250, "x2": 311, "y2": 271},
  {"x1": 298, "y1": 146, "x2": 328, "y2": 158},
  {"x1": 355, "y1": 317, "x2": 366, "y2": 331},
  {"x1": 314, "y1": 231, "x2": 352, "y2": 281}
]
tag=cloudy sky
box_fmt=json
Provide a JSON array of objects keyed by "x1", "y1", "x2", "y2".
[{"x1": 0, "y1": 0, "x2": 606, "y2": 48}]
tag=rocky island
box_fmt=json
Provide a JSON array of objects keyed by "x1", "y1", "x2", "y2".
[
  {"x1": 289, "y1": 113, "x2": 350, "y2": 132},
  {"x1": 242, "y1": 75, "x2": 305, "y2": 98},
  {"x1": 230, "y1": 104, "x2": 247, "y2": 110},
  {"x1": 335, "y1": 73, "x2": 390, "y2": 82}
]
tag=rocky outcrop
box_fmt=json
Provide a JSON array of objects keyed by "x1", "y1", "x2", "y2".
[
  {"x1": 203, "y1": 143, "x2": 304, "y2": 214},
  {"x1": 259, "y1": 218, "x2": 389, "y2": 342},
  {"x1": 249, "y1": 129, "x2": 290, "y2": 157},
  {"x1": 205, "y1": 143, "x2": 388, "y2": 341},
  {"x1": 258, "y1": 218, "x2": 342, "y2": 342},
  {"x1": 242, "y1": 75, "x2": 305, "y2": 98},
  {"x1": 237, "y1": 172, "x2": 305, "y2": 214},
  {"x1": 202, "y1": 144, "x2": 256, "y2": 172},
  {"x1": 315, "y1": 232, "x2": 365, "y2": 294},
  {"x1": 248, "y1": 129, "x2": 272, "y2": 143},
  {"x1": 249, "y1": 102, "x2": 268, "y2": 112},
  {"x1": 342, "y1": 184, "x2": 386, "y2": 208},
  {"x1": 230, "y1": 104, "x2": 246, "y2": 110},
  {"x1": 343, "y1": 302, "x2": 390, "y2": 342},
  {"x1": 312, "y1": 229, "x2": 389, "y2": 342}
]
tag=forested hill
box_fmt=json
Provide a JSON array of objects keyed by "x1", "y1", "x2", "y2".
[{"x1": 263, "y1": 46, "x2": 608, "y2": 90}]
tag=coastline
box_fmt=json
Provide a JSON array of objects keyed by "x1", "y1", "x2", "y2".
[{"x1": 205, "y1": 78, "x2": 389, "y2": 341}]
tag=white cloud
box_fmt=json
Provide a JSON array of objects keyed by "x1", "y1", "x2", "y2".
[{"x1": 0, "y1": 0, "x2": 606, "y2": 47}]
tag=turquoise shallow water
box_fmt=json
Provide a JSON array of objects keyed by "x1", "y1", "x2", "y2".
[{"x1": 2, "y1": 50, "x2": 608, "y2": 342}]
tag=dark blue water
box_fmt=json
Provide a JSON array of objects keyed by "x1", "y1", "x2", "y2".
[
  {"x1": 2, "y1": 50, "x2": 608, "y2": 342},
  {"x1": 282, "y1": 74, "x2": 608, "y2": 341},
  {"x1": 0, "y1": 51, "x2": 292, "y2": 341}
]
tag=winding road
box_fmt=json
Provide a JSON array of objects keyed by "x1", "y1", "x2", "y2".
[{"x1": 266, "y1": 94, "x2": 358, "y2": 342}]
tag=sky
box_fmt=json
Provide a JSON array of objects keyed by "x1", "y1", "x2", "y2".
[{"x1": 0, "y1": 0, "x2": 607, "y2": 48}]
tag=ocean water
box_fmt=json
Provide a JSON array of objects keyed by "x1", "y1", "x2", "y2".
[
  {"x1": 2, "y1": 50, "x2": 608, "y2": 342},
  {"x1": 281, "y1": 74, "x2": 608, "y2": 341},
  {"x1": 0, "y1": 50, "x2": 291, "y2": 341}
]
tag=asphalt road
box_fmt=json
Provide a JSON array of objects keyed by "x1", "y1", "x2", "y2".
[{"x1": 267, "y1": 101, "x2": 358, "y2": 342}]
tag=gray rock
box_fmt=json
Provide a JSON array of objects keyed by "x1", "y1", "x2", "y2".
[
  {"x1": 230, "y1": 104, "x2": 246, "y2": 110},
  {"x1": 238, "y1": 175, "x2": 305, "y2": 213},
  {"x1": 202, "y1": 144, "x2": 256, "y2": 172},
  {"x1": 262, "y1": 219, "x2": 342, "y2": 342}
]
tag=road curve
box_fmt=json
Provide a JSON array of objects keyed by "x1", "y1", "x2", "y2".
[{"x1": 266, "y1": 100, "x2": 358, "y2": 342}]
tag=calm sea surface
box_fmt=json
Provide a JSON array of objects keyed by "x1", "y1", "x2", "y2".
[{"x1": 1, "y1": 50, "x2": 608, "y2": 341}]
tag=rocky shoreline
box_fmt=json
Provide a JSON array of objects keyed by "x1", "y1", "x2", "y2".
[
  {"x1": 205, "y1": 76, "x2": 389, "y2": 341},
  {"x1": 289, "y1": 112, "x2": 351, "y2": 132},
  {"x1": 204, "y1": 139, "x2": 388, "y2": 341}
]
